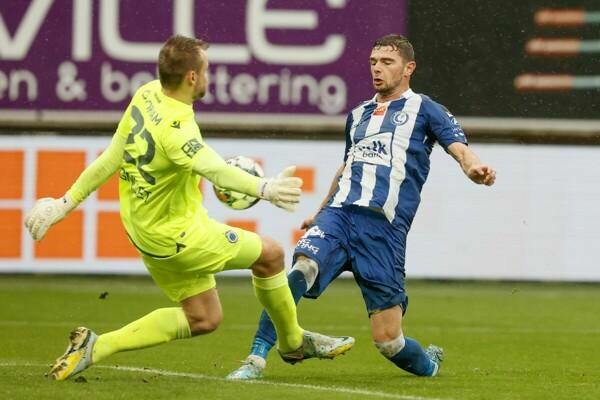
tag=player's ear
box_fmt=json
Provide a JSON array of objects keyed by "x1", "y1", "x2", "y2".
[
  {"x1": 404, "y1": 61, "x2": 416, "y2": 77},
  {"x1": 187, "y1": 70, "x2": 196, "y2": 85}
]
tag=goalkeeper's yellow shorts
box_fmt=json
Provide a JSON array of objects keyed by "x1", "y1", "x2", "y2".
[{"x1": 141, "y1": 217, "x2": 262, "y2": 302}]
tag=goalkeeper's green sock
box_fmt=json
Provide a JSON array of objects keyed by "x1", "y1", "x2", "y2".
[
  {"x1": 92, "y1": 307, "x2": 191, "y2": 363},
  {"x1": 252, "y1": 271, "x2": 303, "y2": 353}
]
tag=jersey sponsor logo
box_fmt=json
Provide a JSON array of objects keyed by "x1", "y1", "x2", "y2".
[
  {"x1": 303, "y1": 225, "x2": 326, "y2": 239},
  {"x1": 181, "y1": 138, "x2": 203, "y2": 158},
  {"x1": 391, "y1": 111, "x2": 409, "y2": 126},
  {"x1": 225, "y1": 230, "x2": 238, "y2": 243},
  {"x1": 296, "y1": 238, "x2": 320, "y2": 255},
  {"x1": 352, "y1": 131, "x2": 392, "y2": 166},
  {"x1": 170, "y1": 120, "x2": 181, "y2": 129},
  {"x1": 445, "y1": 111, "x2": 459, "y2": 126},
  {"x1": 119, "y1": 168, "x2": 152, "y2": 202},
  {"x1": 373, "y1": 105, "x2": 387, "y2": 116}
]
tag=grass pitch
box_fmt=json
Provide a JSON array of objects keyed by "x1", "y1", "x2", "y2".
[{"x1": 0, "y1": 275, "x2": 598, "y2": 400}]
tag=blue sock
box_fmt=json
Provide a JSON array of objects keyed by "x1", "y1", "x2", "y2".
[
  {"x1": 249, "y1": 269, "x2": 308, "y2": 359},
  {"x1": 389, "y1": 337, "x2": 436, "y2": 376}
]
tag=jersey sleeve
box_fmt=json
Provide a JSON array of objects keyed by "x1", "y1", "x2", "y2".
[
  {"x1": 115, "y1": 103, "x2": 133, "y2": 139},
  {"x1": 191, "y1": 144, "x2": 261, "y2": 197},
  {"x1": 161, "y1": 120, "x2": 205, "y2": 171},
  {"x1": 67, "y1": 133, "x2": 126, "y2": 204},
  {"x1": 424, "y1": 99, "x2": 468, "y2": 151}
]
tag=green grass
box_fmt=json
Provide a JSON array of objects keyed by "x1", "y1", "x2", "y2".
[{"x1": 0, "y1": 275, "x2": 599, "y2": 400}]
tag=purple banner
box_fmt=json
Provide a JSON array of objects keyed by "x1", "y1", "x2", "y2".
[{"x1": 0, "y1": 0, "x2": 406, "y2": 117}]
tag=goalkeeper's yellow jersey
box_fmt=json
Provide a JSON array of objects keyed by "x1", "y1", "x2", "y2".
[{"x1": 115, "y1": 80, "x2": 208, "y2": 256}]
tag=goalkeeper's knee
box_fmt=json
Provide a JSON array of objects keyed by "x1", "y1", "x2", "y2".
[
  {"x1": 290, "y1": 258, "x2": 318, "y2": 290},
  {"x1": 374, "y1": 334, "x2": 406, "y2": 358}
]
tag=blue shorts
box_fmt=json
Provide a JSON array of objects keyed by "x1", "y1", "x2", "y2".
[{"x1": 293, "y1": 205, "x2": 408, "y2": 315}]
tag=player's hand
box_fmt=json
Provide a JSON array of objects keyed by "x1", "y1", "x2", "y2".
[
  {"x1": 467, "y1": 164, "x2": 496, "y2": 186},
  {"x1": 300, "y1": 214, "x2": 316, "y2": 230},
  {"x1": 24, "y1": 196, "x2": 76, "y2": 240},
  {"x1": 259, "y1": 166, "x2": 303, "y2": 212}
]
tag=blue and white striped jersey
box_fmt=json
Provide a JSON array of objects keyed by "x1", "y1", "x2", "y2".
[{"x1": 330, "y1": 89, "x2": 467, "y2": 230}]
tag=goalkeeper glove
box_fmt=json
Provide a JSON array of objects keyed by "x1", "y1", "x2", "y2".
[
  {"x1": 24, "y1": 195, "x2": 77, "y2": 240},
  {"x1": 258, "y1": 166, "x2": 303, "y2": 212}
]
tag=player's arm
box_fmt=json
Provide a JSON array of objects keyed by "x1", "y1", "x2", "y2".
[
  {"x1": 24, "y1": 133, "x2": 126, "y2": 240},
  {"x1": 191, "y1": 144, "x2": 303, "y2": 212},
  {"x1": 300, "y1": 163, "x2": 345, "y2": 229},
  {"x1": 447, "y1": 142, "x2": 496, "y2": 186}
]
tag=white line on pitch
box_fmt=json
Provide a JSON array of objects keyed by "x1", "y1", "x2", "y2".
[{"x1": 0, "y1": 362, "x2": 447, "y2": 400}]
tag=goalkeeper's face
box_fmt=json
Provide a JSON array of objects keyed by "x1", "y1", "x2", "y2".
[{"x1": 191, "y1": 49, "x2": 209, "y2": 101}]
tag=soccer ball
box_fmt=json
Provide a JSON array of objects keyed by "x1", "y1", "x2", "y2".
[{"x1": 213, "y1": 156, "x2": 264, "y2": 210}]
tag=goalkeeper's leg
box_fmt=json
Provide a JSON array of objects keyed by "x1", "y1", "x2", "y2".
[
  {"x1": 249, "y1": 239, "x2": 353, "y2": 363},
  {"x1": 50, "y1": 306, "x2": 194, "y2": 380},
  {"x1": 226, "y1": 257, "x2": 318, "y2": 380}
]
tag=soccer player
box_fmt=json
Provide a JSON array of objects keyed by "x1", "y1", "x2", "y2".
[
  {"x1": 24, "y1": 35, "x2": 354, "y2": 381},
  {"x1": 227, "y1": 34, "x2": 496, "y2": 380}
]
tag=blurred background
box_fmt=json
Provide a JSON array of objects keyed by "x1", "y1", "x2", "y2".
[{"x1": 1, "y1": 0, "x2": 599, "y2": 281}]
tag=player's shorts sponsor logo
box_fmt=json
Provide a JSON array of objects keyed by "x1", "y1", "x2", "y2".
[
  {"x1": 296, "y1": 238, "x2": 320, "y2": 255},
  {"x1": 391, "y1": 111, "x2": 409, "y2": 126},
  {"x1": 353, "y1": 131, "x2": 393, "y2": 167},
  {"x1": 225, "y1": 230, "x2": 238, "y2": 243},
  {"x1": 303, "y1": 225, "x2": 326, "y2": 239},
  {"x1": 181, "y1": 138, "x2": 203, "y2": 158}
]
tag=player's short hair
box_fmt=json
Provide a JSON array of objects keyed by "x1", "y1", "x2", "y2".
[
  {"x1": 373, "y1": 34, "x2": 415, "y2": 62},
  {"x1": 158, "y1": 35, "x2": 210, "y2": 90}
]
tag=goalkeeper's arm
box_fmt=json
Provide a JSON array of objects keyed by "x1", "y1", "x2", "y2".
[
  {"x1": 192, "y1": 144, "x2": 303, "y2": 212},
  {"x1": 25, "y1": 134, "x2": 126, "y2": 240}
]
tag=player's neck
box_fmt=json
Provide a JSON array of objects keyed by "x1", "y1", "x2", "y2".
[
  {"x1": 162, "y1": 88, "x2": 193, "y2": 105},
  {"x1": 376, "y1": 83, "x2": 410, "y2": 103}
]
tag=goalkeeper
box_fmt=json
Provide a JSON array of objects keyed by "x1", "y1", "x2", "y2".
[{"x1": 24, "y1": 35, "x2": 354, "y2": 381}]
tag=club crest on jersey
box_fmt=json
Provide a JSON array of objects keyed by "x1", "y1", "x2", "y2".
[
  {"x1": 392, "y1": 111, "x2": 409, "y2": 126},
  {"x1": 225, "y1": 230, "x2": 238, "y2": 243}
]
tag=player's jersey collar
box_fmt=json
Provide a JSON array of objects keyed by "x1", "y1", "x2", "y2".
[{"x1": 370, "y1": 88, "x2": 415, "y2": 104}]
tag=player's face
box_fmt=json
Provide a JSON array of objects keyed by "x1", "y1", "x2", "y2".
[
  {"x1": 370, "y1": 46, "x2": 415, "y2": 96},
  {"x1": 191, "y1": 49, "x2": 209, "y2": 101}
]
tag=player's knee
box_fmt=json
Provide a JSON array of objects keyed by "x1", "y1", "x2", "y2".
[
  {"x1": 374, "y1": 334, "x2": 406, "y2": 359},
  {"x1": 186, "y1": 311, "x2": 222, "y2": 336},
  {"x1": 291, "y1": 257, "x2": 319, "y2": 289},
  {"x1": 252, "y1": 236, "x2": 284, "y2": 277}
]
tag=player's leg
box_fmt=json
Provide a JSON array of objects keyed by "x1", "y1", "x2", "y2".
[
  {"x1": 49, "y1": 305, "x2": 193, "y2": 381},
  {"x1": 252, "y1": 256, "x2": 318, "y2": 350},
  {"x1": 92, "y1": 289, "x2": 220, "y2": 361},
  {"x1": 226, "y1": 256, "x2": 320, "y2": 380},
  {"x1": 48, "y1": 246, "x2": 225, "y2": 381},
  {"x1": 350, "y1": 207, "x2": 442, "y2": 376},
  {"x1": 227, "y1": 208, "x2": 353, "y2": 380},
  {"x1": 248, "y1": 235, "x2": 304, "y2": 353},
  {"x1": 49, "y1": 218, "x2": 244, "y2": 381},
  {"x1": 370, "y1": 306, "x2": 441, "y2": 376}
]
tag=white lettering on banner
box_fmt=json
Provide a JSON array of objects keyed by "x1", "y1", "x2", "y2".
[
  {"x1": 99, "y1": 0, "x2": 250, "y2": 64},
  {"x1": 101, "y1": 63, "x2": 154, "y2": 103},
  {"x1": 56, "y1": 62, "x2": 87, "y2": 102},
  {"x1": 2, "y1": 1, "x2": 347, "y2": 66},
  {"x1": 72, "y1": 0, "x2": 92, "y2": 61},
  {"x1": 247, "y1": 0, "x2": 346, "y2": 65},
  {"x1": 0, "y1": 0, "x2": 53, "y2": 60},
  {"x1": 201, "y1": 66, "x2": 346, "y2": 114},
  {"x1": 0, "y1": 69, "x2": 38, "y2": 101}
]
